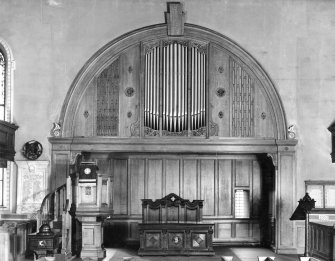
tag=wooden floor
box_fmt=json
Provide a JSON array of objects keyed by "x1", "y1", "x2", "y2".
[{"x1": 68, "y1": 246, "x2": 300, "y2": 261}]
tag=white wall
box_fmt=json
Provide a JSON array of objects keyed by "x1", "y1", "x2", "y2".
[{"x1": 0, "y1": 0, "x2": 334, "y2": 200}]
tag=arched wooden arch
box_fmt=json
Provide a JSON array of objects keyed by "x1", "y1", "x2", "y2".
[{"x1": 59, "y1": 23, "x2": 288, "y2": 140}]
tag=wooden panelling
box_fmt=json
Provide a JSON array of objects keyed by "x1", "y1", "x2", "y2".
[
  {"x1": 165, "y1": 159, "x2": 180, "y2": 195},
  {"x1": 53, "y1": 153, "x2": 69, "y2": 190},
  {"x1": 73, "y1": 80, "x2": 96, "y2": 137},
  {"x1": 278, "y1": 154, "x2": 295, "y2": 247},
  {"x1": 209, "y1": 45, "x2": 230, "y2": 137},
  {"x1": 235, "y1": 160, "x2": 250, "y2": 187},
  {"x1": 236, "y1": 223, "x2": 249, "y2": 238},
  {"x1": 113, "y1": 159, "x2": 128, "y2": 215},
  {"x1": 129, "y1": 159, "x2": 145, "y2": 215},
  {"x1": 96, "y1": 59, "x2": 120, "y2": 136},
  {"x1": 119, "y1": 45, "x2": 140, "y2": 137},
  {"x1": 254, "y1": 82, "x2": 275, "y2": 138},
  {"x1": 252, "y1": 160, "x2": 261, "y2": 217},
  {"x1": 182, "y1": 159, "x2": 197, "y2": 200},
  {"x1": 147, "y1": 159, "x2": 163, "y2": 200},
  {"x1": 97, "y1": 155, "x2": 263, "y2": 244},
  {"x1": 0, "y1": 120, "x2": 18, "y2": 161},
  {"x1": 217, "y1": 223, "x2": 232, "y2": 238},
  {"x1": 200, "y1": 159, "x2": 215, "y2": 216},
  {"x1": 252, "y1": 223, "x2": 260, "y2": 240},
  {"x1": 230, "y1": 59, "x2": 255, "y2": 138},
  {"x1": 218, "y1": 159, "x2": 232, "y2": 216},
  {"x1": 129, "y1": 222, "x2": 140, "y2": 240},
  {"x1": 96, "y1": 158, "x2": 111, "y2": 176}
]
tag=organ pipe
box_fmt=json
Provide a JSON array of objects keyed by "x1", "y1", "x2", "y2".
[{"x1": 144, "y1": 41, "x2": 206, "y2": 134}]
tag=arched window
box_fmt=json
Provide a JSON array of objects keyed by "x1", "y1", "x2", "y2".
[
  {"x1": 0, "y1": 40, "x2": 14, "y2": 209},
  {"x1": 0, "y1": 50, "x2": 5, "y2": 121},
  {"x1": 0, "y1": 40, "x2": 13, "y2": 122}
]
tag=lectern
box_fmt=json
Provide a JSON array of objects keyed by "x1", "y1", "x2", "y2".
[
  {"x1": 290, "y1": 193, "x2": 315, "y2": 258},
  {"x1": 70, "y1": 160, "x2": 113, "y2": 260}
]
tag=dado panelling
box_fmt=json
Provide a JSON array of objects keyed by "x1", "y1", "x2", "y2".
[{"x1": 107, "y1": 155, "x2": 266, "y2": 243}]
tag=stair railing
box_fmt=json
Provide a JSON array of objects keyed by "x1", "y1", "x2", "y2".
[{"x1": 37, "y1": 183, "x2": 67, "y2": 229}]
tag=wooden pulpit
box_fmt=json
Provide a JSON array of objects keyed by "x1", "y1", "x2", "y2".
[{"x1": 71, "y1": 159, "x2": 113, "y2": 260}]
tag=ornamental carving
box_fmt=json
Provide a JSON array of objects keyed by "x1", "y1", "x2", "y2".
[
  {"x1": 130, "y1": 118, "x2": 140, "y2": 137},
  {"x1": 216, "y1": 88, "x2": 226, "y2": 97},
  {"x1": 230, "y1": 58, "x2": 254, "y2": 137},
  {"x1": 125, "y1": 87, "x2": 135, "y2": 97},
  {"x1": 96, "y1": 58, "x2": 120, "y2": 136},
  {"x1": 50, "y1": 122, "x2": 61, "y2": 137}
]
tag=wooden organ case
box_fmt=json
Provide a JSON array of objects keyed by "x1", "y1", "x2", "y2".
[
  {"x1": 138, "y1": 193, "x2": 214, "y2": 256},
  {"x1": 50, "y1": 2, "x2": 298, "y2": 255}
]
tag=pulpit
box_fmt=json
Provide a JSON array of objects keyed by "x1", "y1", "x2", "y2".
[
  {"x1": 138, "y1": 193, "x2": 214, "y2": 256},
  {"x1": 70, "y1": 158, "x2": 113, "y2": 260}
]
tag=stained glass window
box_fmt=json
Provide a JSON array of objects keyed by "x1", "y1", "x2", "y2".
[{"x1": 0, "y1": 51, "x2": 5, "y2": 121}]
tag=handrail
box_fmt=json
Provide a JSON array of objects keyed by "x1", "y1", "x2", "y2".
[
  {"x1": 39, "y1": 183, "x2": 66, "y2": 213},
  {"x1": 38, "y1": 183, "x2": 67, "y2": 225}
]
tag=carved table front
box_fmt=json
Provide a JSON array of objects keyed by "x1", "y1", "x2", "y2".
[{"x1": 138, "y1": 223, "x2": 214, "y2": 256}]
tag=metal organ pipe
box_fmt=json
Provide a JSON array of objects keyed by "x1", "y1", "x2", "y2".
[{"x1": 144, "y1": 41, "x2": 207, "y2": 134}]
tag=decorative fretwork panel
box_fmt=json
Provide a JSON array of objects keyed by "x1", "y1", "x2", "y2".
[
  {"x1": 144, "y1": 40, "x2": 207, "y2": 136},
  {"x1": 230, "y1": 58, "x2": 254, "y2": 137},
  {"x1": 96, "y1": 58, "x2": 120, "y2": 136}
]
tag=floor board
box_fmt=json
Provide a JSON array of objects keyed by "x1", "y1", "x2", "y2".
[{"x1": 70, "y1": 246, "x2": 300, "y2": 261}]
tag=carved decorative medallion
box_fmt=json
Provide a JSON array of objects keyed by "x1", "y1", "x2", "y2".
[
  {"x1": 125, "y1": 87, "x2": 135, "y2": 97},
  {"x1": 84, "y1": 110, "x2": 89, "y2": 118},
  {"x1": 216, "y1": 88, "x2": 226, "y2": 97}
]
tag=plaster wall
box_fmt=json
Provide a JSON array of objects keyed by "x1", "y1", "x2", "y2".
[{"x1": 0, "y1": 0, "x2": 335, "y2": 201}]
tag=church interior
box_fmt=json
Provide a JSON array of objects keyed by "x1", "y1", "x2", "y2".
[{"x1": 0, "y1": 1, "x2": 335, "y2": 260}]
